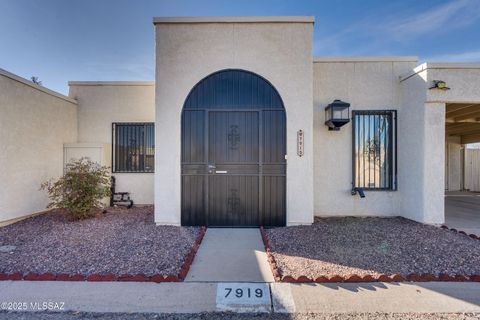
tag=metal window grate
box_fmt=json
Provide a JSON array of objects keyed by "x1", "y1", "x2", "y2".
[
  {"x1": 352, "y1": 110, "x2": 397, "y2": 190},
  {"x1": 112, "y1": 123, "x2": 155, "y2": 173}
]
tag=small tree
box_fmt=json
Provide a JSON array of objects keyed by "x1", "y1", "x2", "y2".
[{"x1": 41, "y1": 158, "x2": 111, "y2": 220}]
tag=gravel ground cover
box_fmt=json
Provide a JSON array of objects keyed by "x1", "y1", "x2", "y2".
[
  {"x1": 0, "y1": 206, "x2": 200, "y2": 276},
  {"x1": 265, "y1": 217, "x2": 480, "y2": 279},
  {"x1": 1, "y1": 312, "x2": 479, "y2": 320}
]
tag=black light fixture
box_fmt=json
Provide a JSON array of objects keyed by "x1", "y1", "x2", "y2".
[
  {"x1": 324, "y1": 99, "x2": 351, "y2": 131},
  {"x1": 429, "y1": 80, "x2": 450, "y2": 90}
]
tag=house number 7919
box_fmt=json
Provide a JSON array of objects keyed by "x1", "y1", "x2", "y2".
[
  {"x1": 297, "y1": 130, "x2": 304, "y2": 157},
  {"x1": 224, "y1": 287, "x2": 263, "y2": 298}
]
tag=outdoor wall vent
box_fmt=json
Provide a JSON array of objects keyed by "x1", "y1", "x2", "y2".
[
  {"x1": 324, "y1": 99, "x2": 351, "y2": 131},
  {"x1": 429, "y1": 80, "x2": 450, "y2": 90}
]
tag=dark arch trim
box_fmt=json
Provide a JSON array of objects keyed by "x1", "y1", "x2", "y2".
[{"x1": 183, "y1": 69, "x2": 285, "y2": 110}]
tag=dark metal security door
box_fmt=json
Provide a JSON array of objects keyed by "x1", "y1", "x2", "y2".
[{"x1": 181, "y1": 70, "x2": 286, "y2": 227}]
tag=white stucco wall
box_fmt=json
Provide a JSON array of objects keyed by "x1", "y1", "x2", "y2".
[
  {"x1": 68, "y1": 82, "x2": 155, "y2": 204},
  {"x1": 0, "y1": 69, "x2": 77, "y2": 223},
  {"x1": 154, "y1": 17, "x2": 314, "y2": 225},
  {"x1": 313, "y1": 58, "x2": 417, "y2": 217},
  {"x1": 399, "y1": 63, "x2": 480, "y2": 224}
]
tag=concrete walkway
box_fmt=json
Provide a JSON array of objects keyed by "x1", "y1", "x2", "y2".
[
  {"x1": 1, "y1": 281, "x2": 480, "y2": 314},
  {"x1": 445, "y1": 191, "x2": 480, "y2": 235},
  {"x1": 185, "y1": 228, "x2": 274, "y2": 282}
]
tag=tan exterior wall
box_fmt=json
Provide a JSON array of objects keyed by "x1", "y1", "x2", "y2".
[
  {"x1": 154, "y1": 18, "x2": 314, "y2": 225},
  {"x1": 0, "y1": 69, "x2": 77, "y2": 223},
  {"x1": 313, "y1": 58, "x2": 417, "y2": 217},
  {"x1": 68, "y1": 83, "x2": 155, "y2": 204}
]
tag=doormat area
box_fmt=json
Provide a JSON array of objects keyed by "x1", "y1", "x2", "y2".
[
  {"x1": 0, "y1": 207, "x2": 206, "y2": 282},
  {"x1": 260, "y1": 217, "x2": 480, "y2": 283}
]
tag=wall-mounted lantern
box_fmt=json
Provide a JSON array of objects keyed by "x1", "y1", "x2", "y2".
[
  {"x1": 324, "y1": 99, "x2": 351, "y2": 131},
  {"x1": 429, "y1": 80, "x2": 450, "y2": 90}
]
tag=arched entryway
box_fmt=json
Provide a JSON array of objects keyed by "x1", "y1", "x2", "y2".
[{"x1": 181, "y1": 69, "x2": 286, "y2": 227}]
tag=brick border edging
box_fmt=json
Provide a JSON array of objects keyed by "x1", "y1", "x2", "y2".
[
  {"x1": 259, "y1": 226, "x2": 281, "y2": 281},
  {"x1": 259, "y1": 226, "x2": 480, "y2": 283},
  {"x1": 440, "y1": 224, "x2": 480, "y2": 240},
  {"x1": 0, "y1": 226, "x2": 207, "y2": 283}
]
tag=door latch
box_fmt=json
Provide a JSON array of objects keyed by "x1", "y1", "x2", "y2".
[{"x1": 207, "y1": 164, "x2": 216, "y2": 174}]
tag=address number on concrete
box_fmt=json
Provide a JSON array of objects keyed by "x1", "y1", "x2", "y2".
[{"x1": 216, "y1": 283, "x2": 270, "y2": 313}]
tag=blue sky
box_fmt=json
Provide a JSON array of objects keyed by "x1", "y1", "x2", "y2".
[{"x1": 1, "y1": 0, "x2": 479, "y2": 94}]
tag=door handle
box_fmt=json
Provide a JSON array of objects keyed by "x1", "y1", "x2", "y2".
[{"x1": 207, "y1": 164, "x2": 216, "y2": 174}]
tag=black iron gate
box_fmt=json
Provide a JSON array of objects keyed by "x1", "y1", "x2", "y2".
[{"x1": 181, "y1": 70, "x2": 286, "y2": 227}]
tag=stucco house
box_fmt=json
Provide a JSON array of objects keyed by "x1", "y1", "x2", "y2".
[{"x1": 1, "y1": 16, "x2": 480, "y2": 227}]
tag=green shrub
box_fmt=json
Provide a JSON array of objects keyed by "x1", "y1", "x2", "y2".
[{"x1": 41, "y1": 158, "x2": 111, "y2": 220}]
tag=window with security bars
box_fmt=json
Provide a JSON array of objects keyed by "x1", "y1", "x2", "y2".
[
  {"x1": 112, "y1": 123, "x2": 154, "y2": 173},
  {"x1": 352, "y1": 110, "x2": 397, "y2": 190}
]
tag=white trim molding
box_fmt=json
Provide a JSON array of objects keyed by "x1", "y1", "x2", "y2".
[
  {"x1": 400, "y1": 62, "x2": 480, "y2": 82},
  {"x1": 314, "y1": 56, "x2": 418, "y2": 63},
  {"x1": 68, "y1": 81, "x2": 155, "y2": 86},
  {"x1": 153, "y1": 16, "x2": 315, "y2": 24}
]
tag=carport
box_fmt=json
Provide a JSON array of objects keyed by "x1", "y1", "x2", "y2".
[{"x1": 445, "y1": 103, "x2": 480, "y2": 235}]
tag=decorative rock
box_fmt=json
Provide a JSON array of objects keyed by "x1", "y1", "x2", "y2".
[{"x1": 0, "y1": 245, "x2": 16, "y2": 253}]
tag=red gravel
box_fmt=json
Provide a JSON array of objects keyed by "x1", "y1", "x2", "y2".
[
  {"x1": 265, "y1": 217, "x2": 480, "y2": 279},
  {"x1": 0, "y1": 206, "x2": 200, "y2": 276}
]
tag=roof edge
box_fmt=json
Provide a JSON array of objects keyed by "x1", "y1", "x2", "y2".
[
  {"x1": 314, "y1": 56, "x2": 418, "y2": 63},
  {"x1": 68, "y1": 81, "x2": 155, "y2": 86},
  {"x1": 153, "y1": 16, "x2": 315, "y2": 24},
  {"x1": 400, "y1": 62, "x2": 480, "y2": 82},
  {"x1": 0, "y1": 68, "x2": 77, "y2": 104}
]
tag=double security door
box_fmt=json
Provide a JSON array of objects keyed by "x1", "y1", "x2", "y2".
[{"x1": 181, "y1": 109, "x2": 286, "y2": 227}]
